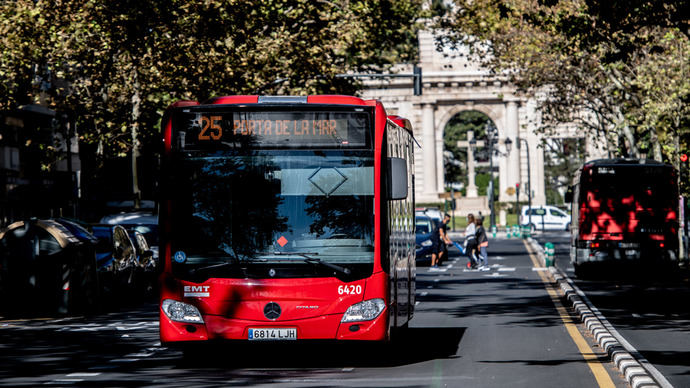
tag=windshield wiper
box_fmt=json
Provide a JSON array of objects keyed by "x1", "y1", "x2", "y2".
[
  {"x1": 189, "y1": 251, "x2": 243, "y2": 275},
  {"x1": 300, "y1": 254, "x2": 352, "y2": 276},
  {"x1": 259, "y1": 251, "x2": 319, "y2": 256},
  {"x1": 255, "y1": 251, "x2": 352, "y2": 276},
  {"x1": 189, "y1": 261, "x2": 238, "y2": 275}
]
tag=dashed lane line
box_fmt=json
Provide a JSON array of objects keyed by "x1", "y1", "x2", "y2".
[
  {"x1": 66, "y1": 373, "x2": 101, "y2": 377},
  {"x1": 523, "y1": 240, "x2": 616, "y2": 388}
]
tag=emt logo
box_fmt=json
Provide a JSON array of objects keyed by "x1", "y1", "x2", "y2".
[{"x1": 183, "y1": 285, "x2": 210, "y2": 297}]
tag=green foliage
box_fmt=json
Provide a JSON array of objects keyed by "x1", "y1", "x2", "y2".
[
  {"x1": 0, "y1": 0, "x2": 423, "y2": 168},
  {"x1": 437, "y1": 0, "x2": 690, "y2": 194},
  {"x1": 443, "y1": 110, "x2": 490, "y2": 188},
  {"x1": 543, "y1": 137, "x2": 585, "y2": 204},
  {"x1": 475, "y1": 172, "x2": 492, "y2": 196},
  {"x1": 545, "y1": 188, "x2": 563, "y2": 206}
]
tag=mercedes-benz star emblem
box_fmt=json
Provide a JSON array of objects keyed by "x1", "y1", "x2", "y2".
[{"x1": 264, "y1": 302, "x2": 281, "y2": 320}]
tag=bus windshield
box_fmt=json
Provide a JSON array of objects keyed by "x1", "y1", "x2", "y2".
[
  {"x1": 167, "y1": 149, "x2": 375, "y2": 279},
  {"x1": 580, "y1": 164, "x2": 677, "y2": 212}
]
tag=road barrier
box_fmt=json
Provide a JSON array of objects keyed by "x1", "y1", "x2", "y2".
[
  {"x1": 544, "y1": 242, "x2": 555, "y2": 267},
  {"x1": 512, "y1": 225, "x2": 520, "y2": 238}
]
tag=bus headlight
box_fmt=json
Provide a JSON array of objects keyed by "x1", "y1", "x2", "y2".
[
  {"x1": 162, "y1": 299, "x2": 204, "y2": 323},
  {"x1": 341, "y1": 298, "x2": 385, "y2": 322},
  {"x1": 421, "y1": 239, "x2": 433, "y2": 247}
]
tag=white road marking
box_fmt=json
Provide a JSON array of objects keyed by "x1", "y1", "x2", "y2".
[
  {"x1": 497, "y1": 267, "x2": 516, "y2": 272},
  {"x1": 532, "y1": 267, "x2": 548, "y2": 271},
  {"x1": 49, "y1": 379, "x2": 84, "y2": 383},
  {"x1": 66, "y1": 373, "x2": 100, "y2": 377},
  {"x1": 342, "y1": 367, "x2": 354, "y2": 372},
  {"x1": 420, "y1": 292, "x2": 428, "y2": 296},
  {"x1": 125, "y1": 352, "x2": 153, "y2": 358},
  {"x1": 484, "y1": 273, "x2": 507, "y2": 278}
]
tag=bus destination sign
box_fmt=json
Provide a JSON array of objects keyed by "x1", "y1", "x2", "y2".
[{"x1": 176, "y1": 110, "x2": 370, "y2": 149}]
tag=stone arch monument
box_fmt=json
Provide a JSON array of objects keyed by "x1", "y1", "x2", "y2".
[{"x1": 360, "y1": 30, "x2": 547, "y2": 219}]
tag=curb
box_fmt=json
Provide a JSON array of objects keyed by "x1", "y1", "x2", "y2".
[{"x1": 526, "y1": 238, "x2": 667, "y2": 388}]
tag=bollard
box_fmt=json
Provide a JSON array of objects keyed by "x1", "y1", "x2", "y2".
[
  {"x1": 521, "y1": 225, "x2": 531, "y2": 239},
  {"x1": 513, "y1": 224, "x2": 521, "y2": 238},
  {"x1": 491, "y1": 225, "x2": 497, "y2": 239},
  {"x1": 506, "y1": 226, "x2": 511, "y2": 238},
  {"x1": 544, "y1": 242, "x2": 555, "y2": 267}
]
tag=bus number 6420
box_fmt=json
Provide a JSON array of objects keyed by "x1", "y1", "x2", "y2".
[{"x1": 338, "y1": 285, "x2": 362, "y2": 295}]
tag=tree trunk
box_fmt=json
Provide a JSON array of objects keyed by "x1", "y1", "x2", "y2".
[
  {"x1": 618, "y1": 114, "x2": 638, "y2": 158},
  {"x1": 131, "y1": 67, "x2": 141, "y2": 209},
  {"x1": 649, "y1": 126, "x2": 662, "y2": 161}
]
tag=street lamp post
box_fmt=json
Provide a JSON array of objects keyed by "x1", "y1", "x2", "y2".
[
  {"x1": 516, "y1": 137, "x2": 532, "y2": 229},
  {"x1": 470, "y1": 122, "x2": 505, "y2": 230},
  {"x1": 488, "y1": 135, "x2": 496, "y2": 229}
]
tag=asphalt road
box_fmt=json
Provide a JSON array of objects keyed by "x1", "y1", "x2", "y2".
[
  {"x1": 533, "y1": 230, "x2": 690, "y2": 388},
  {"x1": 0, "y1": 237, "x2": 629, "y2": 387}
]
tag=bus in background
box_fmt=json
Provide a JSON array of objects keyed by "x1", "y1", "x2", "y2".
[
  {"x1": 566, "y1": 159, "x2": 679, "y2": 277},
  {"x1": 159, "y1": 95, "x2": 415, "y2": 346}
]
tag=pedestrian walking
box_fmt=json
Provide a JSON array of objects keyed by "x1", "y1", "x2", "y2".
[
  {"x1": 430, "y1": 219, "x2": 442, "y2": 268},
  {"x1": 464, "y1": 214, "x2": 478, "y2": 269},
  {"x1": 475, "y1": 216, "x2": 489, "y2": 270},
  {"x1": 437, "y1": 213, "x2": 452, "y2": 264}
]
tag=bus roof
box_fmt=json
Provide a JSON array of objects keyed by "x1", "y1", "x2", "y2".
[
  {"x1": 583, "y1": 158, "x2": 670, "y2": 168},
  {"x1": 202, "y1": 95, "x2": 372, "y2": 106}
]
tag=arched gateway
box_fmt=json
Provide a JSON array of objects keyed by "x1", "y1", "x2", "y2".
[{"x1": 360, "y1": 31, "x2": 546, "y2": 218}]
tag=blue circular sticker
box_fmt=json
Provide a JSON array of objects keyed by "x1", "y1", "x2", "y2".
[{"x1": 173, "y1": 251, "x2": 187, "y2": 263}]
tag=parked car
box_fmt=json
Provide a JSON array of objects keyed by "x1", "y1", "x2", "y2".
[
  {"x1": 98, "y1": 211, "x2": 159, "y2": 296},
  {"x1": 416, "y1": 207, "x2": 443, "y2": 223},
  {"x1": 415, "y1": 214, "x2": 446, "y2": 265},
  {"x1": 0, "y1": 219, "x2": 99, "y2": 315},
  {"x1": 99, "y1": 211, "x2": 158, "y2": 268},
  {"x1": 520, "y1": 205, "x2": 571, "y2": 231},
  {"x1": 91, "y1": 230, "x2": 156, "y2": 297}
]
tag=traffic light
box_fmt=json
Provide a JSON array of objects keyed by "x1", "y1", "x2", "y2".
[
  {"x1": 413, "y1": 65, "x2": 422, "y2": 96},
  {"x1": 681, "y1": 154, "x2": 688, "y2": 162}
]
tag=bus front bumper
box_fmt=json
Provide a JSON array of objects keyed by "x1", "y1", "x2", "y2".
[{"x1": 160, "y1": 308, "x2": 388, "y2": 344}]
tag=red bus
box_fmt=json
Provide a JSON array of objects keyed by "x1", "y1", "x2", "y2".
[
  {"x1": 566, "y1": 159, "x2": 679, "y2": 276},
  {"x1": 158, "y1": 95, "x2": 415, "y2": 345}
]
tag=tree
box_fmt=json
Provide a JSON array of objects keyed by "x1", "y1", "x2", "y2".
[
  {"x1": 0, "y1": 0, "x2": 423, "y2": 200},
  {"x1": 436, "y1": 1, "x2": 689, "y2": 172},
  {"x1": 543, "y1": 138, "x2": 586, "y2": 205}
]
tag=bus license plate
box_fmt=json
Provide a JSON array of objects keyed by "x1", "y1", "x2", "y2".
[{"x1": 248, "y1": 328, "x2": 297, "y2": 341}]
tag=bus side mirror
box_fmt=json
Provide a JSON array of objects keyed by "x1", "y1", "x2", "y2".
[
  {"x1": 564, "y1": 186, "x2": 573, "y2": 203},
  {"x1": 388, "y1": 157, "x2": 408, "y2": 200}
]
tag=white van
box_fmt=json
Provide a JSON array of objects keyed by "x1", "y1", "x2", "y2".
[{"x1": 520, "y1": 205, "x2": 571, "y2": 231}]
